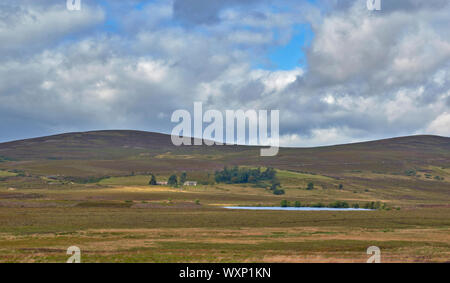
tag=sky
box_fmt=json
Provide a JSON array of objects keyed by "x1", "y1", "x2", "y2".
[{"x1": 0, "y1": 0, "x2": 449, "y2": 146}]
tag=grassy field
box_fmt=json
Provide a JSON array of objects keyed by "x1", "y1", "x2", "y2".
[
  {"x1": 0, "y1": 182, "x2": 448, "y2": 263},
  {"x1": 0, "y1": 131, "x2": 448, "y2": 262},
  {"x1": 0, "y1": 170, "x2": 17, "y2": 177}
]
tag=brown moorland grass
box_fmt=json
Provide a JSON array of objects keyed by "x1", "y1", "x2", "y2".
[
  {"x1": 0, "y1": 131, "x2": 448, "y2": 262},
  {"x1": 0, "y1": 184, "x2": 448, "y2": 263}
]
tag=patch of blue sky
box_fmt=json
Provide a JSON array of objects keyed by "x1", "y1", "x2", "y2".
[
  {"x1": 97, "y1": 0, "x2": 119, "y2": 33},
  {"x1": 255, "y1": 23, "x2": 314, "y2": 71}
]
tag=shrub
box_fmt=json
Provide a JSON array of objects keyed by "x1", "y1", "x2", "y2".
[
  {"x1": 280, "y1": 200, "x2": 289, "y2": 207},
  {"x1": 374, "y1": 201, "x2": 381, "y2": 209},
  {"x1": 311, "y1": 202, "x2": 325, "y2": 208},
  {"x1": 294, "y1": 201, "x2": 301, "y2": 207},
  {"x1": 273, "y1": 189, "x2": 285, "y2": 195},
  {"x1": 306, "y1": 182, "x2": 314, "y2": 190},
  {"x1": 364, "y1": 201, "x2": 384, "y2": 210},
  {"x1": 328, "y1": 201, "x2": 349, "y2": 208},
  {"x1": 270, "y1": 181, "x2": 281, "y2": 191}
]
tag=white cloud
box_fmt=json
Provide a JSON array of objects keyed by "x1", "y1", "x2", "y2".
[
  {"x1": 279, "y1": 127, "x2": 362, "y2": 147},
  {"x1": 0, "y1": 0, "x2": 449, "y2": 144},
  {"x1": 425, "y1": 112, "x2": 450, "y2": 136},
  {"x1": 307, "y1": 3, "x2": 450, "y2": 88},
  {"x1": 251, "y1": 68, "x2": 303, "y2": 94}
]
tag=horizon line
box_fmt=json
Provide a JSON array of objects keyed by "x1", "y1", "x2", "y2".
[{"x1": 0, "y1": 129, "x2": 447, "y2": 150}]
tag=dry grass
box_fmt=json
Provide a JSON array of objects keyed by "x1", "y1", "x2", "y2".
[{"x1": 0, "y1": 225, "x2": 448, "y2": 262}]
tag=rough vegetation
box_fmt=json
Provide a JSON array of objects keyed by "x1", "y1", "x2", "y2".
[{"x1": 0, "y1": 130, "x2": 448, "y2": 262}]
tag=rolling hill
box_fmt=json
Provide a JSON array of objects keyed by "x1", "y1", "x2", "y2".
[
  {"x1": 0, "y1": 130, "x2": 448, "y2": 175},
  {"x1": 0, "y1": 130, "x2": 448, "y2": 205}
]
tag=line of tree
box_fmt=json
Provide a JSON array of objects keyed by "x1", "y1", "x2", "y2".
[{"x1": 280, "y1": 200, "x2": 391, "y2": 210}]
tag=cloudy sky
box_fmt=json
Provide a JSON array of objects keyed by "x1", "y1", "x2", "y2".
[{"x1": 0, "y1": 0, "x2": 449, "y2": 146}]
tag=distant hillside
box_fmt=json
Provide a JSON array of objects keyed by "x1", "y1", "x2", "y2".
[
  {"x1": 0, "y1": 130, "x2": 177, "y2": 160},
  {"x1": 0, "y1": 130, "x2": 448, "y2": 176}
]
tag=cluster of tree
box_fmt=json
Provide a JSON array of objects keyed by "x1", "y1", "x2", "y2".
[
  {"x1": 362, "y1": 201, "x2": 388, "y2": 210},
  {"x1": 280, "y1": 200, "x2": 361, "y2": 209},
  {"x1": 328, "y1": 200, "x2": 351, "y2": 208},
  {"x1": 281, "y1": 200, "x2": 301, "y2": 207},
  {"x1": 149, "y1": 172, "x2": 187, "y2": 187},
  {"x1": 214, "y1": 166, "x2": 284, "y2": 195},
  {"x1": 214, "y1": 166, "x2": 277, "y2": 184}
]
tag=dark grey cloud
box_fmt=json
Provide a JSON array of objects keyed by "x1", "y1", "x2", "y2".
[
  {"x1": 0, "y1": 1, "x2": 104, "y2": 57},
  {"x1": 327, "y1": 0, "x2": 449, "y2": 12},
  {"x1": 172, "y1": 0, "x2": 260, "y2": 25},
  {"x1": 379, "y1": 0, "x2": 449, "y2": 12}
]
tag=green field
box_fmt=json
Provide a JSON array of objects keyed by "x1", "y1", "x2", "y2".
[
  {"x1": 0, "y1": 131, "x2": 448, "y2": 262},
  {"x1": 0, "y1": 170, "x2": 17, "y2": 177}
]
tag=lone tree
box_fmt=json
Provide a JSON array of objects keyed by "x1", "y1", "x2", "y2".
[
  {"x1": 338, "y1": 184, "x2": 343, "y2": 190},
  {"x1": 168, "y1": 174, "x2": 178, "y2": 186},
  {"x1": 306, "y1": 182, "x2": 314, "y2": 190},
  {"x1": 180, "y1": 172, "x2": 187, "y2": 185},
  {"x1": 149, "y1": 174, "x2": 157, "y2": 185}
]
